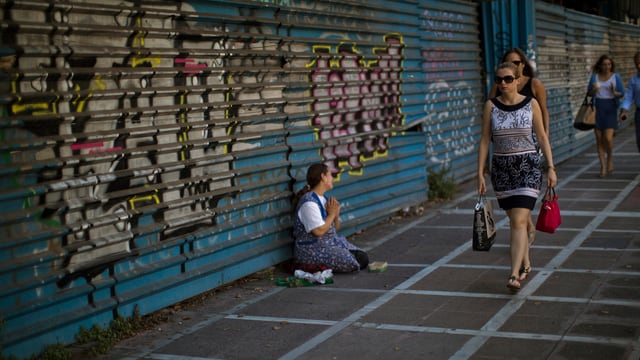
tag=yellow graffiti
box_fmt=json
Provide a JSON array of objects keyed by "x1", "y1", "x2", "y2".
[
  {"x1": 223, "y1": 73, "x2": 239, "y2": 154},
  {"x1": 71, "y1": 76, "x2": 107, "y2": 112},
  {"x1": 131, "y1": 17, "x2": 146, "y2": 48},
  {"x1": 176, "y1": 90, "x2": 190, "y2": 161},
  {"x1": 9, "y1": 73, "x2": 58, "y2": 115},
  {"x1": 131, "y1": 56, "x2": 161, "y2": 68},
  {"x1": 128, "y1": 189, "x2": 160, "y2": 211},
  {"x1": 306, "y1": 45, "x2": 332, "y2": 69},
  {"x1": 11, "y1": 101, "x2": 57, "y2": 115},
  {"x1": 129, "y1": 15, "x2": 160, "y2": 68}
]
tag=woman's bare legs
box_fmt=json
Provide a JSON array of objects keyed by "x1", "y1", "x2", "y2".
[
  {"x1": 603, "y1": 128, "x2": 615, "y2": 173},
  {"x1": 594, "y1": 129, "x2": 607, "y2": 177},
  {"x1": 507, "y1": 208, "x2": 531, "y2": 289}
]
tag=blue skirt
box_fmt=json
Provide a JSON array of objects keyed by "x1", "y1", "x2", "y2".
[{"x1": 594, "y1": 98, "x2": 619, "y2": 130}]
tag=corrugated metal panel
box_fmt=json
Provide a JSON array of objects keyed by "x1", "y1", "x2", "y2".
[
  {"x1": 609, "y1": 19, "x2": 640, "y2": 96},
  {"x1": 6, "y1": 0, "x2": 638, "y2": 356},
  {"x1": 417, "y1": 0, "x2": 484, "y2": 183},
  {"x1": 609, "y1": 20, "x2": 640, "y2": 126},
  {"x1": 481, "y1": 0, "x2": 536, "y2": 91},
  {"x1": 0, "y1": 0, "x2": 429, "y2": 356},
  {"x1": 609, "y1": 20, "x2": 640, "y2": 127},
  {"x1": 1, "y1": 0, "x2": 295, "y2": 355},
  {"x1": 535, "y1": 1, "x2": 575, "y2": 160},
  {"x1": 282, "y1": 0, "x2": 428, "y2": 234}
]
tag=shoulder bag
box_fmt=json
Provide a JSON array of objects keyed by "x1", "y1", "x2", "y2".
[
  {"x1": 472, "y1": 194, "x2": 497, "y2": 251},
  {"x1": 573, "y1": 94, "x2": 595, "y2": 131},
  {"x1": 536, "y1": 187, "x2": 561, "y2": 233}
]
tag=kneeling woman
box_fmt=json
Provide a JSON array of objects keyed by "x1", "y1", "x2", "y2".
[{"x1": 291, "y1": 163, "x2": 368, "y2": 272}]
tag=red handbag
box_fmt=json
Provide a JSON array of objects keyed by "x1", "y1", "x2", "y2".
[{"x1": 536, "y1": 187, "x2": 561, "y2": 233}]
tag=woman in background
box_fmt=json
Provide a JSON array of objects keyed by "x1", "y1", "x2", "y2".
[{"x1": 588, "y1": 54, "x2": 624, "y2": 177}]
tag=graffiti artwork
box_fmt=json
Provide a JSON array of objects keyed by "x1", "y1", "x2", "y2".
[{"x1": 306, "y1": 34, "x2": 405, "y2": 178}]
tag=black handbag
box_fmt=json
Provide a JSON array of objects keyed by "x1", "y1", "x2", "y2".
[
  {"x1": 472, "y1": 195, "x2": 497, "y2": 251},
  {"x1": 573, "y1": 94, "x2": 596, "y2": 131}
]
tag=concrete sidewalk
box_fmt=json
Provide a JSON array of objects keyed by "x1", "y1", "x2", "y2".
[{"x1": 91, "y1": 127, "x2": 640, "y2": 360}]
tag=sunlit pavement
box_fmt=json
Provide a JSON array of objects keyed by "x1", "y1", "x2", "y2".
[{"x1": 91, "y1": 126, "x2": 640, "y2": 360}]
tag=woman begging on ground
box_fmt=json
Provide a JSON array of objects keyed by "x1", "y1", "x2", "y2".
[
  {"x1": 291, "y1": 163, "x2": 368, "y2": 273},
  {"x1": 490, "y1": 48, "x2": 549, "y2": 246},
  {"x1": 478, "y1": 62, "x2": 557, "y2": 291},
  {"x1": 587, "y1": 54, "x2": 624, "y2": 177}
]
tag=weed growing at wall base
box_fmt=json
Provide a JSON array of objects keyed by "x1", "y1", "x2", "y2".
[
  {"x1": 427, "y1": 166, "x2": 456, "y2": 201},
  {"x1": 0, "y1": 345, "x2": 71, "y2": 360},
  {"x1": 74, "y1": 306, "x2": 144, "y2": 357}
]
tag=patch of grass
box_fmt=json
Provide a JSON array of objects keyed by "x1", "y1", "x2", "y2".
[
  {"x1": 427, "y1": 165, "x2": 456, "y2": 201},
  {"x1": 75, "y1": 306, "x2": 144, "y2": 357},
  {"x1": 30, "y1": 345, "x2": 70, "y2": 360}
]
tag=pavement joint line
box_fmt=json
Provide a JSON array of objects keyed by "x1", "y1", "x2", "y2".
[
  {"x1": 311, "y1": 286, "x2": 388, "y2": 294},
  {"x1": 528, "y1": 295, "x2": 640, "y2": 307},
  {"x1": 225, "y1": 314, "x2": 337, "y2": 326},
  {"x1": 450, "y1": 145, "x2": 639, "y2": 359},
  {"x1": 356, "y1": 322, "x2": 634, "y2": 346},
  {"x1": 297, "y1": 286, "x2": 640, "y2": 308},
  {"x1": 214, "y1": 315, "x2": 636, "y2": 348},
  {"x1": 591, "y1": 228, "x2": 640, "y2": 233},
  {"x1": 438, "y1": 208, "x2": 640, "y2": 217},
  {"x1": 411, "y1": 225, "x2": 640, "y2": 233},
  {"x1": 556, "y1": 246, "x2": 640, "y2": 252},
  {"x1": 145, "y1": 354, "x2": 225, "y2": 360},
  {"x1": 442, "y1": 263, "x2": 640, "y2": 276}
]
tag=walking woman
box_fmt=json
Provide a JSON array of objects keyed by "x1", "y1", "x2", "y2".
[
  {"x1": 490, "y1": 48, "x2": 550, "y2": 245},
  {"x1": 478, "y1": 62, "x2": 557, "y2": 290},
  {"x1": 588, "y1": 55, "x2": 624, "y2": 177}
]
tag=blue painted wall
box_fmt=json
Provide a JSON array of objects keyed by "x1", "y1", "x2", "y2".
[{"x1": 1, "y1": 0, "x2": 638, "y2": 357}]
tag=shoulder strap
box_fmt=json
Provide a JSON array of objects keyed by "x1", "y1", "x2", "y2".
[{"x1": 311, "y1": 192, "x2": 327, "y2": 220}]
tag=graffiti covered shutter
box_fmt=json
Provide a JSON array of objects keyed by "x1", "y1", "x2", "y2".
[{"x1": 418, "y1": 0, "x2": 484, "y2": 182}]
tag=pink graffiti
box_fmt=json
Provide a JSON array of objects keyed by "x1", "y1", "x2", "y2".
[
  {"x1": 309, "y1": 34, "x2": 404, "y2": 177},
  {"x1": 175, "y1": 58, "x2": 207, "y2": 74},
  {"x1": 70, "y1": 142, "x2": 104, "y2": 150},
  {"x1": 88, "y1": 146, "x2": 123, "y2": 154}
]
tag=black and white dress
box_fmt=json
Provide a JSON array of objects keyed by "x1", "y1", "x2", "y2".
[{"x1": 490, "y1": 96, "x2": 542, "y2": 210}]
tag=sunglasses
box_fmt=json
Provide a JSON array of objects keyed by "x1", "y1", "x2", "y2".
[
  {"x1": 494, "y1": 75, "x2": 516, "y2": 84},
  {"x1": 511, "y1": 60, "x2": 522, "y2": 66}
]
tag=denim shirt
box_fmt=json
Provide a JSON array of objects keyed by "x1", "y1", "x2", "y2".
[{"x1": 621, "y1": 72, "x2": 640, "y2": 111}]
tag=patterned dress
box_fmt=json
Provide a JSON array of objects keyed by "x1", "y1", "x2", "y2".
[
  {"x1": 292, "y1": 191, "x2": 362, "y2": 272},
  {"x1": 490, "y1": 97, "x2": 542, "y2": 209}
]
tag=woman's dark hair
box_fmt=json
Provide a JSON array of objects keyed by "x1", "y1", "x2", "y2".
[
  {"x1": 291, "y1": 163, "x2": 329, "y2": 211},
  {"x1": 501, "y1": 48, "x2": 535, "y2": 77},
  {"x1": 497, "y1": 62, "x2": 521, "y2": 78},
  {"x1": 593, "y1": 54, "x2": 616, "y2": 73}
]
